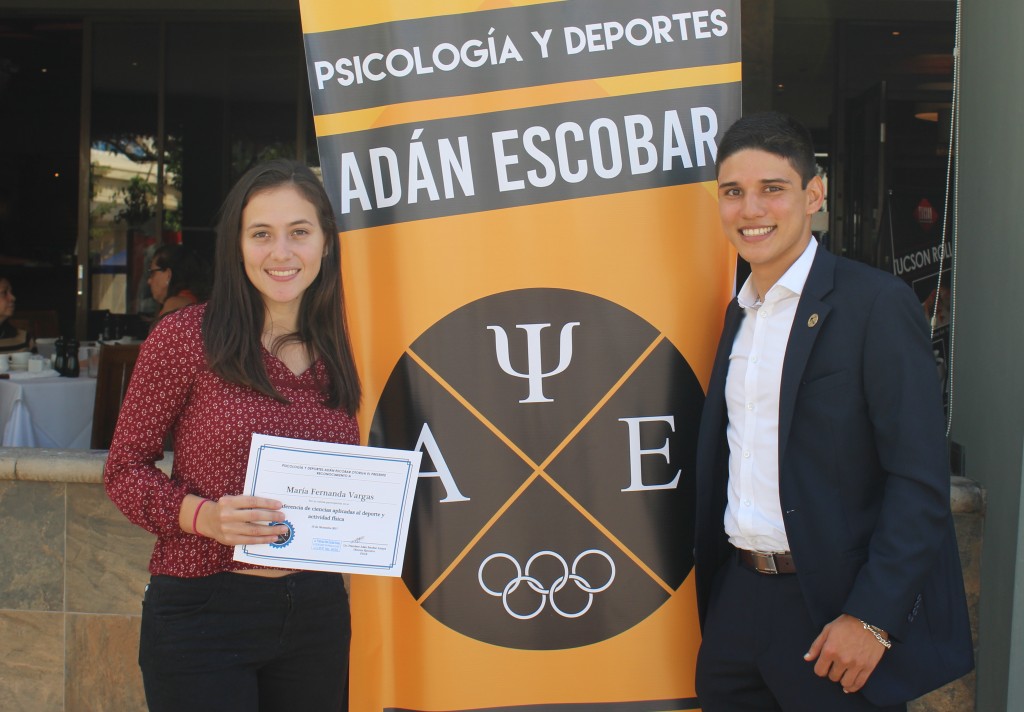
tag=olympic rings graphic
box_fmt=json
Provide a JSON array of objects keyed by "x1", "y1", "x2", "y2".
[{"x1": 477, "y1": 549, "x2": 616, "y2": 620}]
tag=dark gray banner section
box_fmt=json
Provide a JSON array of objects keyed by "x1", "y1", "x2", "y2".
[
  {"x1": 304, "y1": 0, "x2": 740, "y2": 114},
  {"x1": 320, "y1": 82, "x2": 739, "y2": 231}
]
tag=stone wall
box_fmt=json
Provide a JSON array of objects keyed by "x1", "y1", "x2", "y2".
[
  {"x1": 0, "y1": 449, "x2": 158, "y2": 712},
  {"x1": 0, "y1": 449, "x2": 983, "y2": 712},
  {"x1": 909, "y1": 476, "x2": 984, "y2": 712}
]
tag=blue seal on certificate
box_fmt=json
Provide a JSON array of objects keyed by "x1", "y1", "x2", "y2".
[{"x1": 270, "y1": 520, "x2": 295, "y2": 548}]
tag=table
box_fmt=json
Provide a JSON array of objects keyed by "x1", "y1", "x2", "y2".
[{"x1": 0, "y1": 373, "x2": 99, "y2": 449}]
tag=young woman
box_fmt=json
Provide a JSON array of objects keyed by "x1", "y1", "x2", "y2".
[{"x1": 105, "y1": 160, "x2": 361, "y2": 711}]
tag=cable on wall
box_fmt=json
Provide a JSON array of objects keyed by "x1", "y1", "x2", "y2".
[{"x1": 930, "y1": 0, "x2": 961, "y2": 437}]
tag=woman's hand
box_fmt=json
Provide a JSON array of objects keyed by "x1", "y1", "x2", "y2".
[{"x1": 180, "y1": 494, "x2": 289, "y2": 546}]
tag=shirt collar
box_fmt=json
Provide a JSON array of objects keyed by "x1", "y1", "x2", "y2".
[{"x1": 737, "y1": 238, "x2": 818, "y2": 309}]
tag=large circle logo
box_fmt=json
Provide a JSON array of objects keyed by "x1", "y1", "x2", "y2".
[{"x1": 370, "y1": 288, "x2": 702, "y2": 649}]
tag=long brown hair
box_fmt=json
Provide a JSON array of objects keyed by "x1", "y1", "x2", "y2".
[{"x1": 202, "y1": 159, "x2": 360, "y2": 413}]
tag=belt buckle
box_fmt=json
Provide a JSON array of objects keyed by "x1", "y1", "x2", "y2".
[{"x1": 754, "y1": 551, "x2": 778, "y2": 575}]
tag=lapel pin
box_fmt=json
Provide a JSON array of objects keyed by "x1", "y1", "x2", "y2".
[{"x1": 807, "y1": 313, "x2": 819, "y2": 327}]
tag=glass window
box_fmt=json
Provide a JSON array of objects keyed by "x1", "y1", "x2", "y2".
[
  {"x1": 88, "y1": 22, "x2": 161, "y2": 329},
  {"x1": 0, "y1": 19, "x2": 81, "y2": 336},
  {"x1": 85, "y1": 18, "x2": 311, "y2": 336}
]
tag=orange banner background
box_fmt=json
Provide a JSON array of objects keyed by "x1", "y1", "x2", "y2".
[
  {"x1": 342, "y1": 183, "x2": 734, "y2": 711},
  {"x1": 301, "y1": 1, "x2": 739, "y2": 709}
]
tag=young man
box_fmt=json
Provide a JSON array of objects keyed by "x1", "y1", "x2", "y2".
[{"x1": 693, "y1": 112, "x2": 973, "y2": 711}]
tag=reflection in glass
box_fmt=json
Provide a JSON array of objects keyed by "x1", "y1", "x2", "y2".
[
  {"x1": 86, "y1": 18, "x2": 310, "y2": 334},
  {"x1": 88, "y1": 23, "x2": 160, "y2": 320}
]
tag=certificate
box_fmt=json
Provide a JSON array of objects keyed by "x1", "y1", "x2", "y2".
[{"x1": 232, "y1": 433, "x2": 422, "y2": 576}]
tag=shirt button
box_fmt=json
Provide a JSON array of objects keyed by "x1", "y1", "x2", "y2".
[
  {"x1": 743, "y1": 451, "x2": 751, "y2": 459},
  {"x1": 746, "y1": 402, "x2": 754, "y2": 411},
  {"x1": 751, "y1": 356, "x2": 759, "y2": 363},
  {"x1": 743, "y1": 499, "x2": 751, "y2": 507},
  {"x1": 759, "y1": 311, "x2": 768, "y2": 319}
]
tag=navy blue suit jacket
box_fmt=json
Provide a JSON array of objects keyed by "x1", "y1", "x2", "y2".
[{"x1": 694, "y1": 247, "x2": 973, "y2": 705}]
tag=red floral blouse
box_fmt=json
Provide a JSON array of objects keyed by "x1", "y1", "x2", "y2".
[{"x1": 104, "y1": 303, "x2": 360, "y2": 577}]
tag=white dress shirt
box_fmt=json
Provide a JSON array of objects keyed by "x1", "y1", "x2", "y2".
[{"x1": 724, "y1": 238, "x2": 818, "y2": 553}]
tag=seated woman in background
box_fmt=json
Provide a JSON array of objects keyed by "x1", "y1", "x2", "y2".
[
  {"x1": 0, "y1": 277, "x2": 32, "y2": 353},
  {"x1": 147, "y1": 244, "x2": 213, "y2": 321}
]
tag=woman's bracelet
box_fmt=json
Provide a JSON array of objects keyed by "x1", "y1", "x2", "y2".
[
  {"x1": 192, "y1": 497, "x2": 211, "y2": 536},
  {"x1": 860, "y1": 619, "x2": 892, "y2": 650}
]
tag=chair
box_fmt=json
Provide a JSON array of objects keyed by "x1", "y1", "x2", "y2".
[
  {"x1": 90, "y1": 343, "x2": 141, "y2": 449},
  {"x1": 10, "y1": 309, "x2": 60, "y2": 338}
]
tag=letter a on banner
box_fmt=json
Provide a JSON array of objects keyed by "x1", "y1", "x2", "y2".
[{"x1": 298, "y1": 1, "x2": 741, "y2": 709}]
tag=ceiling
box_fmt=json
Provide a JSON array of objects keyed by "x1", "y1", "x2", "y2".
[{"x1": 771, "y1": 0, "x2": 956, "y2": 130}]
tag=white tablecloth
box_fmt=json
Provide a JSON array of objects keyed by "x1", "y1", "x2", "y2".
[{"x1": 0, "y1": 374, "x2": 99, "y2": 449}]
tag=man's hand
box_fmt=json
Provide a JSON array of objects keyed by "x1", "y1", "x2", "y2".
[{"x1": 804, "y1": 613, "x2": 888, "y2": 694}]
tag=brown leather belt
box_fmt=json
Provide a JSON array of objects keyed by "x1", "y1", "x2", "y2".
[{"x1": 737, "y1": 549, "x2": 797, "y2": 575}]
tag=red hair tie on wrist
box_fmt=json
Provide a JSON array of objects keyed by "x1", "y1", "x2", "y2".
[{"x1": 192, "y1": 498, "x2": 211, "y2": 537}]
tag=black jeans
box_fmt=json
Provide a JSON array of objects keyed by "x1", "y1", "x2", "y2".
[
  {"x1": 139, "y1": 571, "x2": 350, "y2": 712},
  {"x1": 695, "y1": 556, "x2": 906, "y2": 712}
]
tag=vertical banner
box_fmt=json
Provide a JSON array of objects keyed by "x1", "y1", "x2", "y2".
[{"x1": 298, "y1": 2, "x2": 740, "y2": 709}]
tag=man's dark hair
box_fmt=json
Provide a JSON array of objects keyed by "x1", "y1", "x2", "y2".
[{"x1": 716, "y1": 111, "x2": 818, "y2": 187}]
